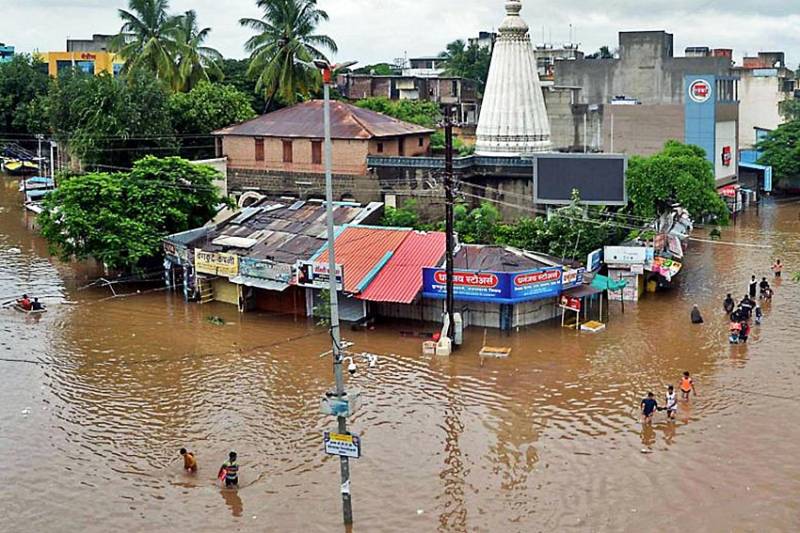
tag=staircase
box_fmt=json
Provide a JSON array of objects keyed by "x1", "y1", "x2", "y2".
[{"x1": 198, "y1": 278, "x2": 214, "y2": 304}]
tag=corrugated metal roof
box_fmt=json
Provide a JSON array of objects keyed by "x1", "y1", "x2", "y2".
[
  {"x1": 315, "y1": 227, "x2": 411, "y2": 293},
  {"x1": 359, "y1": 231, "x2": 446, "y2": 303},
  {"x1": 212, "y1": 100, "x2": 434, "y2": 139}
]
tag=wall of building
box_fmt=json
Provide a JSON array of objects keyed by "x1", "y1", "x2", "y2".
[
  {"x1": 604, "y1": 104, "x2": 684, "y2": 155},
  {"x1": 43, "y1": 51, "x2": 122, "y2": 77},
  {"x1": 222, "y1": 136, "x2": 370, "y2": 175},
  {"x1": 737, "y1": 74, "x2": 789, "y2": 148},
  {"x1": 227, "y1": 168, "x2": 382, "y2": 204},
  {"x1": 555, "y1": 31, "x2": 733, "y2": 106},
  {"x1": 192, "y1": 157, "x2": 228, "y2": 196}
]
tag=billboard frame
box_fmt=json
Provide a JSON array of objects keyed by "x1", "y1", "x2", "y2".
[{"x1": 532, "y1": 153, "x2": 628, "y2": 206}]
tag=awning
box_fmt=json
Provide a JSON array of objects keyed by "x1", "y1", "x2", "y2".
[
  {"x1": 590, "y1": 275, "x2": 627, "y2": 291},
  {"x1": 229, "y1": 275, "x2": 289, "y2": 292},
  {"x1": 562, "y1": 284, "x2": 604, "y2": 299},
  {"x1": 718, "y1": 184, "x2": 740, "y2": 198}
]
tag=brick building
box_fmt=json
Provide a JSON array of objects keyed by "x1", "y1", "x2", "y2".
[{"x1": 213, "y1": 100, "x2": 434, "y2": 202}]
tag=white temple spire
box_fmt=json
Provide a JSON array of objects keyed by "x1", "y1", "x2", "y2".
[{"x1": 475, "y1": 0, "x2": 552, "y2": 155}]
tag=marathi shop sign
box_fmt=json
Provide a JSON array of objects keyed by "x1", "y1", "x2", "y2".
[
  {"x1": 194, "y1": 249, "x2": 239, "y2": 277},
  {"x1": 688, "y1": 79, "x2": 712, "y2": 103},
  {"x1": 422, "y1": 266, "x2": 563, "y2": 304},
  {"x1": 561, "y1": 267, "x2": 585, "y2": 290}
]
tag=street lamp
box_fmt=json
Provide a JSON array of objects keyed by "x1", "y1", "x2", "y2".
[{"x1": 314, "y1": 57, "x2": 358, "y2": 526}]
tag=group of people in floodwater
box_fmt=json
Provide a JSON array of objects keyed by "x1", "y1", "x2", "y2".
[
  {"x1": 179, "y1": 449, "x2": 240, "y2": 488},
  {"x1": 640, "y1": 259, "x2": 784, "y2": 424},
  {"x1": 15, "y1": 294, "x2": 44, "y2": 311}
]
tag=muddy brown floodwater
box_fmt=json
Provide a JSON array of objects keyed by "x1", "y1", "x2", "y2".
[{"x1": 1, "y1": 175, "x2": 800, "y2": 532}]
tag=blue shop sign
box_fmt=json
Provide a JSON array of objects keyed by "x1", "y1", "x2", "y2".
[{"x1": 422, "y1": 266, "x2": 563, "y2": 304}]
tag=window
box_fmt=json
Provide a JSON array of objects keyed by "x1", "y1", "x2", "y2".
[
  {"x1": 418, "y1": 137, "x2": 424, "y2": 147},
  {"x1": 254, "y1": 138, "x2": 264, "y2": 161},
  {"x1": 282, "y1": 140, "x2": 293, "y2": 163},
  {"x1": 377, "y1": 142, "x2": 384, "y2": 153},
  {"x1": 398, "y1": 138, "x2": 405, "y2": 156},
  {"x1": 215, "y1": 137, "x2": 224, "y2": 157},
  {"x1": 311, "y1": 141, "x2": 322, "y2": 165}
]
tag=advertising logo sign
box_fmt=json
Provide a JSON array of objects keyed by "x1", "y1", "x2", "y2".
[
  {"x1": 721, "y1": 146, "x2": 732, "y2": 167},
  {"x1": 294, "y1": 261, "x2": 344, "y2": 291},
  {"x1": 587, "y1": 248, "x2": 603, "y2": 272},
  {"x1": 561, "y1": 267, "x2": 585, "y2": 290},
  {"x1": 688, "y1": 79, "x2": 712, "y2": 104},
  {"x1": 560, "y1": 295, "x2": 582, "y2": 312},
  {"x1": 422, "y1": 267, "x2": 563, "y2": 303}
]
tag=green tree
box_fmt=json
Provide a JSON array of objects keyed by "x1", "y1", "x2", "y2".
[
  {"x1": 626, "y1": 140, "x2": 729, "y2": 222},
  {"x1": 355, "y1": 97, "x2": 440, "y2": 128},
  {"x1": 757, "y1": 120, "x2": 800, "y2": 190},
  {"x1": 0, "y1": 54, "x2": 50, "y2": 136},
  {"x1": 174, "y1": 10, "x2": 223, "y2": 92},
  {"x1": 240, "y1": 0, "x2": 337, "y2": 107},
  {"x1": 46, "y1": 71, "x2": 177, "y2": 168},
  {"x1": 38, "y1": 156, "x2": 224, "y2": 271},
  {"x1": 380, "y1": 199, "x2": 421, "y2": 228},
  {"x1": 353, "y1": 63, "x2": 398, "y2": 76},
  {"x1": 587, "y1": 45, "x2": 614, "y2": 59},
  {"x1": 439, "y1": 39, "x2": 492, "y2": 93},
  {"x1": 779, "y1": 99, "x2": 800, "y2": 122},
  {"x1": 454, "y1": 201, "x2": 501, "y2": 244},
  {"x1": 220, "y1": 58, "x2": 267, "y2": 111},
  {"x1": 168, "y1": 81, "x2": 256, "y2": 158},
  {"x1": 110, "y1": 0, "x2": 182, "y2": 83}
]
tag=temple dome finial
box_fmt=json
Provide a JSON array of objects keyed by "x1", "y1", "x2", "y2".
[{"x1": 476, "y1": 0, "x2": 551, "y2": 155}]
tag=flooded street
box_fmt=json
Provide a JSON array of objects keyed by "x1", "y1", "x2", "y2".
[{"x1": 1, "y1": 174, "x2": 799, "y2": 532}]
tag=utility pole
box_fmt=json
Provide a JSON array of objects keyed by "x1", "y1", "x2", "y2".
[
  {"x1": 319, "y1": 61, "x2": 355, "y2": 526},
  {"x1": 444, "y1": 107, "x2": 456, "y2": 342}
]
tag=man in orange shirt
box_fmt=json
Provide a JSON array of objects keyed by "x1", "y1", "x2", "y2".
[{"x1": 180, "y1": 448, "x2": 197, "y2": 473}]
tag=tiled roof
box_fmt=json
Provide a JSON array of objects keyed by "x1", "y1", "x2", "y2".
[
  {"x1": 314, "y1": 226, "x2": 411, "y2": 293},
  {"x1": 212, "y1": 100, "x2": 434, "y2": 140},
  {"x1": 359, "y1": 231, "x2": 446, "y2": 303}
]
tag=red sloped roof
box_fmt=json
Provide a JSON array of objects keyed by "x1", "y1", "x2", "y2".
[
  {"x1": 359, "y1": 231, "x2": 446, "y2": 304},
  {"x1": 315, "y1": 227, "x2": 410, "y2": 293}
]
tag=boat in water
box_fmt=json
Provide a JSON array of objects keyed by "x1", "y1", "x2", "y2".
[{"x1": 13, "y1": 304, "x2": 47, "y2": 315}]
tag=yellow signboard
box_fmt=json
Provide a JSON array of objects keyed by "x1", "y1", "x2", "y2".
[{"x1": 194, "y1": 249, "x2": 239, "y2": 277}]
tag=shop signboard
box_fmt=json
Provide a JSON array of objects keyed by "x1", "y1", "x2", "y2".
[
  {"x1": 294, "y1": 261, "x2": 344, "y2": 291},
  {"x1": 604, "y1": 246, "x2": 647, "y2": 265},
  {"x1": 194, "y1": 249, "x2": 239, "y2": 277},
  {"x1": 163, "y1": 241, "x2": 189, "y2": 263},
  {"x1": 323, "y1": 432, "x2": 361, "y2": 459},
  {"x1": 560, "y1": 295, "x2": 581, "y2": 311},
  {"x1": 422, "y1": 266, "x2": 563, "y2": 304},
  {"x1": 240, "y1": 257, "x2": 292, "y2": 283},
  {"x1": 561, "y1": 267, "x2": 585, "y2": 290},
  {"x1": 587, "y1": 248, "x2": 603, "y2": 272}
]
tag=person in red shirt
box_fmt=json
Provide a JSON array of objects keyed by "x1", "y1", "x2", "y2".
[{"x1": 18, "y1": 294, "x2": 32, "y2": 311}]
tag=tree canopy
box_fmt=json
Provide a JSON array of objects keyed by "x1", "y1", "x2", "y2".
[
  {"x1": 626, "y1": 140, "x2": 729, "y2": 222},
  {"x1": 0, "y1": 54, "x2": 49, "y2": 136},
  {"x1": 46, "y1": 71, "x2": 178, "y2": 169},
  {"x1": 439, "y1": 40, "x2": 491, "y2": 93},
  {"x1": 240, "y1": 0, "x2": 337, "y2": 106},
  {"x1": 355, "y1": 97, "x2": 440, "y2": 128},
  {"x1": 757, "y1": 120, "x2": 800, "y2": 190},
  {"x1": 39, "y1": 156, "x2": 225, "y2": 270},
  {"x1": 168, "y1": 81, "x2": 256, "y2": 158}
]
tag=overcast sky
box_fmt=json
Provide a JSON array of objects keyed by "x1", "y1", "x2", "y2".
[{"x1": 5, "y1": 0, "x2": 800, "y2": 68}]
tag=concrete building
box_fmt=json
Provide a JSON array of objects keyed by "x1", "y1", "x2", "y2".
[
  {"x1": 553, "y1": 31, "x2": 740, "y2": 184},
  {"x1": 468, "y1": 31, "x2": 497, "y2": 51},
  {"x1": 0, "y1": 43, "x2": 14, "y2": 63},
  {"x1": 536, "y1": 43, "x2": 584, "y2": 82},
  {"x1": 337, "y1": 73, "x2": 481, "y2": 125},
  {"x1": 212, "y1": 100, "x2": 433, "y2": 202},
  {"x1": 43, "y1": 35, "x2": 123, "y2": 77},
  {"x1": 403, "y1": 56, "x2": 447, "y2": 78},
  {"x1": 734, "y1": 52, "x2": 797, "y2": 148},
  {"x1": 476, "y1": 0, "x2": 552, "y2": 155}
]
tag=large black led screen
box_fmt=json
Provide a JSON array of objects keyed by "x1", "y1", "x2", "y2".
[{"x1": 534, "y1": 154, "x2": 627, "y2": 205}]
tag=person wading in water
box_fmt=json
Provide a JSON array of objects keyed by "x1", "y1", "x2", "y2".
[{"x1": 218, "y1": 451, "x2": 239, "y2": 488}]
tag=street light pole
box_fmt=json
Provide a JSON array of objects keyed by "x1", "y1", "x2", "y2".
[
  {"x1": 320, "y1": 62, "x2": 354, "y2": 526},
  {"x1": 443, "y1": 107, "x2": 456, "y2": 342}
]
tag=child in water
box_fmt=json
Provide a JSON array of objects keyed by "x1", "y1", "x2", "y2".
[
  {"x1": 680, "y1": 371, "x2": 697, "y2": 400},
  {"x1": 665, "y1": 385, "x2": 678, "y2": 420},
  {"x1": 755, "y1": 305, "x2": 763, "y2": 325}
]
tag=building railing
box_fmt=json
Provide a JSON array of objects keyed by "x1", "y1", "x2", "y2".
[{"x1": 367, "y1": 154, "x2": 533, "y2": 170}]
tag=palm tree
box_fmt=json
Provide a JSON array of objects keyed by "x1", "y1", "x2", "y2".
[
  {"x1": 110, "y1": 0, "x2": 182, "y2": 83},
  {"x1": 240, "y1": 0, "x2": 337, "y2": 108},
  {"x1": 174, "y1": 10, "x2": 223, "y2": 92}
]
